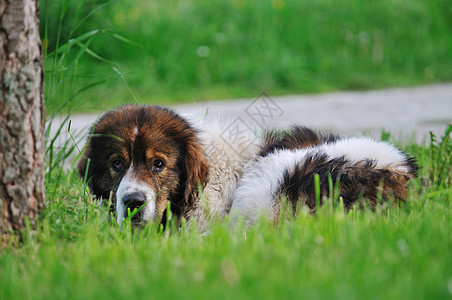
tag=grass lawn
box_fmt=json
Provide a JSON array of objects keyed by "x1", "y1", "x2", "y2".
[
  {"x1": 1, "y1": 126, "x2": 451, "y2": 299},
  {"x1": 41, "y1": 0, "x2": 452, "y2": 113},
  {"x1": 1, "y1": 1, "x2": 450, "y2": 298}
]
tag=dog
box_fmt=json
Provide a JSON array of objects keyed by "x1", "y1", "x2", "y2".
[{"x1": 77, "y1": 105, "x2": 418, "y2": 229}]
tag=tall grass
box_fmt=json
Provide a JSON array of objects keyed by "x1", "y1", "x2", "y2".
[
  {"x1": 1, "y1": 117, "x2": 451, "y2": 300},
  {"x1": 41, "y1": 0, "x2": 452, "y2": 112},
  {"x1": 41, "y1": 0, "x2": 136, "y2": 179}
]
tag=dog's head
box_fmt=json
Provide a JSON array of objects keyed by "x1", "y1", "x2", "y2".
[{"x1": 77, "y1": 105, "x2": 209, "y2": 224}]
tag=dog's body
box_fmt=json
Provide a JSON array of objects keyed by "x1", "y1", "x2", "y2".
[{"x1": 78, "y1": 105, "x2": 417, "y2": 228}]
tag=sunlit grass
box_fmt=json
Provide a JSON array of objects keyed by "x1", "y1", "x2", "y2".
[{"x1": 1, "y1": 126, "x2": 451, "y2": 299}]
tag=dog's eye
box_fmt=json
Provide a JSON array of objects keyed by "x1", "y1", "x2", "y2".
[
  {"x1": 152, "y1": 159, "x2": 164, "y2": 172},
  {"x1": 112, "y1": 159, "x2": 123, "y2": 172}
]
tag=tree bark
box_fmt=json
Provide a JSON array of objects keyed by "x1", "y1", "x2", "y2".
[{"x1": 0, "y1": 0, "x2": 45, "y2": 232}]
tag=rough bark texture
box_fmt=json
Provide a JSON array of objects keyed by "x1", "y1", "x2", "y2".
[{"x1": 0, "y1": 0, "x2": 45, "y2": 232}]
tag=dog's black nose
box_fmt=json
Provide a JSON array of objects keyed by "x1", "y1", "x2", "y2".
[{"x1": 123, "y1": 192, "x2": 146, "y2": 212}]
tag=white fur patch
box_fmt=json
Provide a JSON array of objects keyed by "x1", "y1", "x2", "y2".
[
  {"x1": 187, "y1": 114, "x2": 260, "y2": 224},
  {"x1": 116, "y1": 164, "x2": 156, "y2": 224},
  {"x1": 131, "y1": 127, "x2": 139, "y2": 141},
  {"x1": 319, "y1": 137, "x2": 409, "y2": 172},
  {"x1": 230, "y1": 149, "x2": 310, "y2": 226}
]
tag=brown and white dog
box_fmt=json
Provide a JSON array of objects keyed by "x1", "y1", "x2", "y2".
[{"x1": 77, "y1": 105, "x2": 418, "y2": 228}]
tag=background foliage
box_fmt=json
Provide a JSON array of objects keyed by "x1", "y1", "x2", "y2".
[{"x1": 41, "y1": 0, "x2": 452, "y2": 112}]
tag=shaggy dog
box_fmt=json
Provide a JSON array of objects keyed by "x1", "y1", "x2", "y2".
[{"x1": 77, "y1": 105, "x2": 418, "y2": 228}]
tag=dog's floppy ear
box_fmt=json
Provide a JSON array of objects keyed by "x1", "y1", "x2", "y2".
[{"x1": 184, "y1": 140, "x2": 209, "y2": 204}]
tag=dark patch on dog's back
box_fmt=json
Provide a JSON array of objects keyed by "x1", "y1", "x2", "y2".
[{"x1": 260, "y1": 125, "x2": 339, "y2": 157}]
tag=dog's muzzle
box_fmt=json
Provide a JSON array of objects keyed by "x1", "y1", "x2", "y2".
[{"x1": 115, "y1": 172, "x2": 156, "y2": 224}]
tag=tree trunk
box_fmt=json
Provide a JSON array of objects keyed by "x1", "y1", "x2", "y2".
[{"x1": 0, "y1": 0, "x2": 45, "y2": 233}]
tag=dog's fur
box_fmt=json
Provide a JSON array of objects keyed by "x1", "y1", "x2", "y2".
[
  {"x1": 230, "y1": 126, "x2": 418, "y2": 226},
  {"x1": 78, "y1": 105, "x2": 418, "y2": 228}
]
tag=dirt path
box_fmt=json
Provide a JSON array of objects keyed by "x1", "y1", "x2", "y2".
[{"x1": 49, "y1": 83, "x2": 452, "y2": 150}]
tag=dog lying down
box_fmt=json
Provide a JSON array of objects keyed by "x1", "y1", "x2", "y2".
[{"x1": 77, "y1": 105, "x2": 418, "y2": 229}]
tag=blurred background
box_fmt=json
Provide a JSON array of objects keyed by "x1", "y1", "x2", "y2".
[{"x1": 41, "y1": 0, "x2": 452, "y2": 114}]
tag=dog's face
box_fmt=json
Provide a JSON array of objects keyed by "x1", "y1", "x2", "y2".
[{"x1": 77, "y1": 105, "x2": 209, "y2": 224}]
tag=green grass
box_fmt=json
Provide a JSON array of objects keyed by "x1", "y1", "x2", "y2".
[
  {"x1": 41, "y1": 0, "x2": 452, "y2": 113},
  {"x1": 1, "y1": 126, "x2": 451, "y2": 299},
  {"x1": 2, "y1": 1, "x2": 450, "y2": 298}
]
